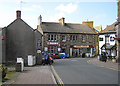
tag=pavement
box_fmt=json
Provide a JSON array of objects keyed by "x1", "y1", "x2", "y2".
[
  {"x1": 3, "y1": 65, "x2": 57, "y2": 85},
  {"x1": 2, "y1": 57, "x2": 119, "y2": 85},
  {"x1": 88, "y1": 57, "x2": 119, "y2": 71}
]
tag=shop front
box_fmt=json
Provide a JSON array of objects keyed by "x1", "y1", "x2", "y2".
[
  {"x1": 44, "y1": 42, "x2": 59, "y2": 54},
  {"x1": 70, "y1": 45, "x2": 93, "y2": 57}
]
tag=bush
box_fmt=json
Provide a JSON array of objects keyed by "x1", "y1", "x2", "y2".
[{"x1": 0, "y1": 64, "x2": 7, "y2": 79}]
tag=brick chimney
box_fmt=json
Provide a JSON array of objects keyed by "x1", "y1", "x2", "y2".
[
  {"x1": 16, "y1": 10, "x2": 21, "y2": 18},
  {"x1": 59, "y1": 17, "x2": 65, "y2": 26}
]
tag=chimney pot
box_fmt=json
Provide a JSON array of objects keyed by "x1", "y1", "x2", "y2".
[
  {"x1": 16, "y1": 10, "x2": 21, "y2": 18},
  {"x1": 59, "y1": 17, "x2": 65, "y2": 26}
]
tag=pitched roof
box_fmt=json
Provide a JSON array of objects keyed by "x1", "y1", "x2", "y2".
[
  {"x1": 100, "y1": 22, "x2": 117, "y2": 33},
  {"x1": 41, "y1": 22, "x2": 96, "y2": 34},
  {"x1": 7, "y1": 18, "x2": 34, "y2": 31},
  {"x1": 94, "y1": 25, "x2": 102, "y2": 32}
]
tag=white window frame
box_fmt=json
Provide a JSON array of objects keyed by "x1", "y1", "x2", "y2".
[
  {"x1": 82, "y1": 35, "x2": 86, "y2": 42},
  {"x1": 62, "y1": 35, "x2": 66, "y2": 42}
]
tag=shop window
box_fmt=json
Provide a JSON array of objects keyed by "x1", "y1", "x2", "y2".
[
  {"x1": 54, "y1": 46, "x2": 57, "y2": 53},
  {"x1": 48, "y1": 46, "x2": 57, "y2": 54},
  {"x1": 110, "y1": 36, "x2": 114, "y2": 41},
  {"x1": 87, "y1": 48, "x2": 91, "y2": 53},
  {"x1": 99, "y1": 37, "x2": 103, "y2": 41}
]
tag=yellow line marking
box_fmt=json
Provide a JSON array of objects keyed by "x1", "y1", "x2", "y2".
[{"x1": 51, "y1": 65, "x2": 64, "y2": 86}]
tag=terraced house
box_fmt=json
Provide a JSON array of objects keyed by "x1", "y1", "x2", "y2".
[{"x1": 38, "y1": 16, "x2": 98, "y2": 57}]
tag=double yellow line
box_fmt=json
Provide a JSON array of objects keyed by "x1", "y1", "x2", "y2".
[{"x1": 51, "y1": 65, "x2": 64, "y2": 86}]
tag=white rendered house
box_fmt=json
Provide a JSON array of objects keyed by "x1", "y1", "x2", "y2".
[{"x1": 99, "y1": 22, "x2": 117, "y2": 58}]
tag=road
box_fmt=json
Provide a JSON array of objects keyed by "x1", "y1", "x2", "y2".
[{"x1": 52, "y1": 58, "x2": 118, "y2": 84}]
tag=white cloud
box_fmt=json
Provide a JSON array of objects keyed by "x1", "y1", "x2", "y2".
[{"x1": 55, "y1": 3, "x2": 78, "y2": 14}]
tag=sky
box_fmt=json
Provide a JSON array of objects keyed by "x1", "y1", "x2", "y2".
[{"x1": 0, "y1": 0, "x2": 118, "y2": 29}]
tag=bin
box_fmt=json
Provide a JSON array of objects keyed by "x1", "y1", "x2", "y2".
[
  {"x1": 16, "y1": 63, "x2": 22, "y2": 72},
  {"x1": 97, "y1": 55, "x2": 100, "y2": 60},
  {"x1": 28, "y1": 55, "x2": 34, "y2": 66},
  {"x1": 17, "y1": 58, "x2": 24, "y2": 72}
]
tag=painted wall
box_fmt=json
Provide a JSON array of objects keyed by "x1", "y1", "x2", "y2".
[
  {"x1": 99, "y1": 33, "x2": 116, "y2": 54},
  {"x1": 6, "y1": 19, "x2": 35, "y2": 65}
]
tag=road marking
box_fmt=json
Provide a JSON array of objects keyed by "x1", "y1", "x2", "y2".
[
  {"x1": 51, "y1": 65, "x2": 64, "y2": 86},
  {"x1": 87, "y1": 60, "x2": 120, "y2": 71}
]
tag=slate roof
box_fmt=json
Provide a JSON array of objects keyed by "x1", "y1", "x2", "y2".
[
  {"x1": 100, "y1": 22, "x2": 117, "y2": 33},
  {"x1": 6, "y1": 18, "x2": 34, "y2": 31},
  {"x1": 41, "y1": 22, "x2": 96, "y2": 34}
]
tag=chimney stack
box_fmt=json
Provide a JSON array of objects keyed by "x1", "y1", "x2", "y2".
[
  {"x1": 38, "y1": 15, "x2": 42, "y2": 25},
  {"x1": 16, "y1": 10, "x2": 21, "y2": 18},
  {"x1": 82, "y1": 21, "x2": 93, "y2": 29},
  {"x1": 59, "y1": 17, "x2": 65, "y2": 26}
]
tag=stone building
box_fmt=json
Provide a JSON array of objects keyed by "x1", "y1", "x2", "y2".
[{"x1": 38, "y1": 16, "x2": 98, "y2": 57}]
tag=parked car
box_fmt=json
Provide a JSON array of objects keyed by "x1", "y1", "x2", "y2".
[
  {"x1": 52, "y1": 53, "x2": 59, "y2": 59},
  {"x1": 59, "y1": 53, "x2": 69, "y2": 59}
]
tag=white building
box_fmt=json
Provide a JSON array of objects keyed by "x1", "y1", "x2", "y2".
[{"x1": 99, "y1": 22, "x2": 117, "y2": 58}]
